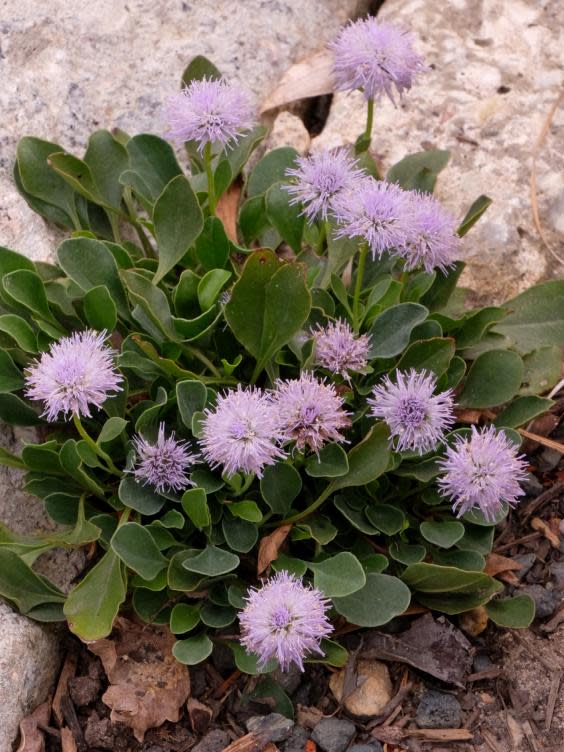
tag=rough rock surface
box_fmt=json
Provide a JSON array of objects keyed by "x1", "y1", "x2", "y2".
[
  {"x1": 313, "y1": 0, "x2": 564, "y2": 302},
  {"x1": 329, "y1": 659, "x2": 392, "y2": 718},
  {"x1": 0, "y1": 601, "x2": 60, "y2": 752}
]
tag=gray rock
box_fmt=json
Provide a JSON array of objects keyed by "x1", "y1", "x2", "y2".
[
  {"x1": 513, "y1": 553, "x2": 537, "y2": 580},
  {"x1": 246, "y1": 713, "x2": 295, "y2": 743},
  {"x1": 312, "y1": 718, "x2": 357, "y2": 752},
  {"x1": 313, "y1": 0, "x2": 564, "y2": 303},
  {"x1": 550, "y1": 560, "x2": 564, "y2": 586},
  {"x1": 415, "y1": 690, "x2": 462, "y2": 729},
  {"x1": 349, "y1": 743, "x2": 383, "y2": 752},
  {"x1": 0, "y1": 601, "x2": 60, "y2": 751},
  {"x1": 521, "y1": 584, "x2": 559, "y2": 619},
  {"x1": 521, "y1": 474, "x2": 544, "y2": 497},
  {"x1": 192, "y1": 729, "x2": 231, "y2": 752},
  {"x1": 473, "y1": 652, "x2": 495, "y2": 673},
  {"x1": 283, "y1": 726, "x2": 310, "y2": 752}
]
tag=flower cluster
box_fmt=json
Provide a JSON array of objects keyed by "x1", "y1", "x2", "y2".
[
  {"x1": 133, "y1": 423, "x2": 197, "y2": 494},
  {"x1": 313, "y1": 319, "x2": 371, "y2": 380}
]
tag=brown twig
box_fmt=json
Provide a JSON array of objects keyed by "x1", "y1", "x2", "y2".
[
  {"x1": 518, "y1": 428, "x2": 564, "y2": 454},
  {"x1": 545, "y1": 672, "x2": 561, "y2": 732},
  {"x1": 494, "y1": 531, "x2": 541, "y2": 553},
  {"x1": 520, "y1": 480, "x2": 564, "y2": 522}
]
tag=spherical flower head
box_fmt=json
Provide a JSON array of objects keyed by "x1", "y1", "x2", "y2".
[
  {"x1": 165, "y1": 76, "x2": 255, "y2": 153},
  {"x1": 329, "y1": 18, "x2": 426, "y2": 102},
  {"x1": 283, "y1": 148, "x2": 365, "y2": 223},
  {"x1": 133, "y1": 422, "x2": 196, "y2": 494},
  {"x1": 438, "y1": 425, "x2": 528, "y2": 522},
  {"x1": 313, "y1": 319, "x2": 371, "y2": 380},
  {"x1": 239, "y1": 571, "x2": 333, "y2": 672},
  {"x1": 334, "y1": 177, "x2": 414, "y2": 259},
  {"x1": 368, "y1": 369, "x2": 454, "y2": 455},
  {"x1": 25, "y1": 329, "x2": 122, "y2": 422},
  {"x1": 398, "y1": 192, "x2": 462, "y2": 273},
  {"x1": 273, "y1": 372, "x2": 351, "y2": 454},
  {"x1": 200, "y1": 386, "x2": 286, "y2": 478}
]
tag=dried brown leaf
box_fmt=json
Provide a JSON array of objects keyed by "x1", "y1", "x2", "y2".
[
  {"x1": 296, "y1": 704, "x2": 324, "y2": 729},
  {"x1": 261, "y1": 50, "x2": 333, "y2": 113},
  {"x1": 87, "y1": 618, "x2": 190, "y2": 742},
  {"x1": 531, "y1": 516, "x2": 560, "y2": 548},
  {"x1": 216, "y1": 180, "x2": 241, "y2": 243},
  {"x1": 485, "y1": 553, "x2": 523, "y2": 577},
  {"x1": 187, "y1": 697, "x2": 213, "y2": 735},
  {"x1": 257, "y1": 524, "x2": 292, "y2": 575},
  {"x1": 16, "y1": 701, "x2": 50, "y2": 752},
  {"x1": 53, "y1": 652, "x2": 77, "y2": 727},
  {"x1": 60, "y1": 728, "x2": 78, "y2": 752}
]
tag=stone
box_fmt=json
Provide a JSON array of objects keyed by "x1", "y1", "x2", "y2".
[
  {"x1": 192, "y1": 729, "x2": 231, "y2": 752},
  {"x1": 264, "y1": 111, "x2": 311, "y2": 154},
  {"x1": 329, "y1": 659, "x2": 393, "y2": 718},
  {"x1": 313, "y1": 0, "x2": 564, "y2": 303},
  {"x1": 0, "y1": 601, "x2": 60, "y2": 752},
  {"x1": 521, "y1": 584, "x2": 559, "y2": 619},
  {"x1": 522, "y1": 473, "x2": 544, "y2": 497},
  {"x1": 282, "y1": 725, "x2": 310, "y2": 752},
  {"x1": 513, "y1": 553, "x2": 537, "y2": 580},
  {"x1": 550, "y1": 560, "x2": 564, "y2": 586},
  {"x1": 472, "y1": 652, "x2": 495, "y2": 673},
  {"x1": 68, "y1": 675, "x2": 101, "y2": 707},
  {"x1": 415, "y1": 689, "x2": 462, "y2": 729},
  {"x1": 349, "y1": 743, "x2": 384, "y2": 752},
  {"x1": 246, "y1": 713, "x2": 295, "y2": 743},
  {"x1": 312, "y1": 718, "x2": 356, "y2": 752}
]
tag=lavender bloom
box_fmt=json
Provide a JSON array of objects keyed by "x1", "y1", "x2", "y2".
[
  {"x1": 334, "y1": 177, "x2": 414, "y2": 259},
  {"x1": 200, "y1": 386, "x2": 286, "y2": 478},
  {"x1": 239, "y1": 571, "x2": 333, "y2": 671},
  {"x1": 313, "y1": 319, "x2": 371, "y2": 380},
  {"x1": 273, "y1": 372, "x2": 351, "y2": 454},
  {"x1": 284, "y1": 148, "x2": 365, "y2": 223},
  {"x1": 398, "y1": 192, "x2": 462, "y2": 273},
  {"x1": 165, "y1": 77, "x2": 255, "y2": 153},
  {"x1": 133, "y1": 422, "x2": 196, "y2": 494},
  {"x1": 368, "y1": 369, "x2": 455, "y2": 454},
  {"x1": 438, "y1": 425, "x2": 528, "y2": 522},
  {"x1": 329, "y1": 18, "x2": 426, "y2": 102},
  {"x1": 25, "y1": 330, "x2": 122, "y2": 422}
]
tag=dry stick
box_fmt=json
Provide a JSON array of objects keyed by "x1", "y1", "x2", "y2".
[
  {"x1": 545, "y1": 671, "x2": 562, "y2": 732},
  {"x1": 520, "y1": 479, "x2": 564, "y2": 522},
  {"x1": 482, "y1": 729, "x2": 505, "y2": 752},
  {"x1": 494, "y1": 531, "x2": 540, "y2": 553},
  {"x1": 518, "y1": 428, "x2": 564, "y2": 454}
]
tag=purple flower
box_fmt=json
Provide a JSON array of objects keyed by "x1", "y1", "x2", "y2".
[
  {"x1": 165, "y1": 77, "x2": 255, "y2": 153},
  {"x1": 133, "y1": 422, "x2": 196, "y2": 494},
  {"x1": 273, "y1": 372, "x2": 351, "y2": 454},
  {"x1": 313, "y1": 319, "x2": 371, "y2": 380},
  {"x1": 239, "y1": 571, "x2": 333, "y2": 671},
  {"x1": 368, "y1": 369, "x2": 455, "y2": 454},
  {"x1": 283, "y1": 148, "x2": 365, "y2": 223},
  {"x1": 398, "y1": 192, "x2": 462, "y2": 273},
  {"x1": 334, "y1": 177, "x2": 414, "y2": 259},
  {"x1": 200, "y1": 386, "x2": 286, "y2": 478},
  {"x1": 438, "y1": 425, "x2": 528, "y2": 522},
  {"x1": 329, "y1": 18, "x2": 426, "y2": 102},
  {"x1": 25, "y1": 330, "x2": 122, "y2": 422}
]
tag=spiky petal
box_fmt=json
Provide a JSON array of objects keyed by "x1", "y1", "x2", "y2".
[
  {"x1": 25, "y1": 330, "x2": 122, "y2": 422},
  {"x1": 284, "y1": 148, "x2": 365, "y2": 223},
  {"x1": 313, "y1": 319, "x2": 371, "y2": 380},
  {"x1": 329, "y1": 18, "x2": 426, "y2": 102},
  {"x1": 334, "y1": 177, "x2": 414, "y2": 259},
  {"x1": 200, "y1": 386, "x2": 286, "y2": 478},
  {"x1": 239, "y1": 571, "x2": 333, "y2": 672},
  {"x1": 437, "y1": 425, "x2": 528, "y2": 522},
  {"x1": 273, "y1": 372, "x2": 351, "y2": 454},
  {"x1": 398, "y1": 192, "x2": 462, "y2": 273},
  {"x1": 165, "y1": 77, "x2": 255, "y2": 153},
  {"x1": 133, "y1": 422, "x2": 196, "y2": 494},
  {"x1": 368, "y1": 369, "x2": 454, "y2": 454}
]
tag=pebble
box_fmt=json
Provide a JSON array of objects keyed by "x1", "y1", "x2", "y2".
[
  {"x1": 521, "y1": 473, "x2": 544, "y2": 497},
  {"x1": 312, "y1": 717, "x2": 357, "y2": 752},
  {"x1": 473, "y1": 653, "x2": 495, "y2": 673},
  {"x1": 282, "y1": 725, "x2": 310, "y2": 752},
  {"x1": 329, "y1": 659, "x2": 392, "y2": 718},
  {"x1": 246, "y1": 713, "x2": 295, "y2": 743},
  {"x1": 191, "y1": 729, "x2": 231, "y2": 752},
  {"x1": 550, "y1": 561, "x2": 564, "y2": 586},
  {"x1": 349, "y1": 743, "x2": 384, "y2": 752},
  {"x1": 521, "y1": 584, "x2": 559, "y2": 619},
  {"x1": 415, "y1": 690, "x2": 462, "y2": 729},
  {"x1": 513, "y1": 553, "x2": 536, "y2": 580}
]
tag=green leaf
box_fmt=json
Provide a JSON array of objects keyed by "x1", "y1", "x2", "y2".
[
  {"x1": 222, "y1": 516, "x2": 258, "y2": 553},
  {"x1": 47, "y1": 152, "x2": 101, "y2": 204},
  {"x1": 121, "y1": 270, "x2": 177, "y2": 340},
  {"x1": 177, "y1": 380, "x2": 208, "y2": 429},
  {"x1": 312, "y1": 639, "x2": 349, "y2": 668},
  {"x1": 333, "y1": 496, "x2": 380, "y2": 534},
  {"x1": 271, "y1": 554, "x2": 307, "y2": 578},
  {"x1": 173, "y1": 633, "x2": 213, "y2": 665},
  {"x1": 228, "y1": 641, "x2": 277, "y2": 674},
  {"x1": 365, "y1": 504, "x2": 406, "y2": 535},
  {"x1": 195, "y1": 216, "x2": 230, "y2": 270},
  {"x1": 182, "y1": 545, "x2": 239, "y2": 576},
  {"x1": 83, "y1": 285, "x2": 117, "y2": 331},
  {"x1": 0, "y1": 549, "x2": 65, "y2": 613},
  {"x1": 0, "y1": 394, "x2": 41, "y2": 426},
  {"x1": 458, "y1": 349, "x2": 524, "y2": 408},
  {"x1": 420, "y1": 262, "x2": 464, "y2": 312},
  {"x1": 84, "y1": 130, "x2": 129, "y2": 209},
  {"x1": 248, "y1": 677, "x2": 294, "y2": 719},
  {"x1": 494, "y1": 396, "x2": 553, "y2": 428},
  {"x1": 260, "y1": 463, "x2": 302, "y2": 515},
  {"x1": 170, "y1": 603, "x2": 201, "y2": 634},
  {"x1": 486, "y1": 595, "x2": 535, "y2": 628},
  {"x1": 153, "y1": 175, "x2": 204, "y2": 283},
  {"x1": 396, "y1": 337, "x2": 454, "y2": 378},
  {"x1": 197, "y1": 269, "x2": 231, "y2": 311},
  {"x1": 3, "y1": 270, "x2": 59, "y2": 327},
  {"x1": 181, "y1": 488, "x2": 210, "y2": 529},
  {"x1": 111, "y1": 522, "x2": 167, "y2": 580},
  {"x1": 330, "y1": 423, "x2": 390, "y2": 492},
  {"x1": 229, "y1": 500, "x2": 263, "y2": 523},
  {"x1": 493, "y1": 281, "x2": 564, "y2": 354},
  {"x1": 389, "y1": 542, "x2": 426, "y2": 565},
  {"x1": 97, "y1": 417, "x2": 128, "y2": 444},
  {"x1": 457, "y1": 195, "x2": 492, "y2": 237},
  {"x1": 309, "y1": 552, "x2": 366, "y2": 597},
  {"x1": 521, "y1": 346, "x2": 562, "y2": 395},
  {"x1": 125, "y1": 134, "x2": 182, "y2": 202},
  {"x1": 182, "y1": 55, "x2": 221, "y2": 85},
  {"x1": 200, "y1": 602, "x2": 236, "y2": 628},
  {"x1": 0, "y1": 445, "x2": 26, "y2": 469},
  {"x1": 432, "y1": 549, "x2": 485, "y2": 571},
  {"x1": 455, "y1": 307, "x2": 507, "y2": 349},
  {"x1": 333, "y1": 573, "x2": 411, "y2": 626},
  {"x1": 64, "y1": 549, "x2": 126, "y2": 639},
  {"x1": 459, "y1": 523, "x2": 494, "y2": 554},
  {"x1": 57, "y1": 238, "x2": 130, "y2": 320},
  {"x1": 118, "y1": 477, "x2": 166, "y2": 515},
  {"x1": 247, "y1": 147, "x2": 298, "y2": 198},
  {"x1": 265, "y1": 182, "x2": 305, "y2": 252},
  {"x1": 420, "y1": 521, "x2": 465, "y2": 549},
  {"x1": 462, "y1": 503, "x2": 508, "y2": 527},
  {"x1": 0, "y1": 349, "x2": 24, "y2": 393},
  {"x1": 369, "y1": 303, "x2": 429, "y2": 358},
  {"x1": 0, "y1": 314, "x2": 37, "y2": 352},
  {"x1": 305, "y1": 443, "x2": 349, "y2": 478},
  {"x1": 293, "y1": 516, "x2": 337, "y2": 545},
  {"x1": 387, "y1": 150, "x2": 450, "y2": 192}
]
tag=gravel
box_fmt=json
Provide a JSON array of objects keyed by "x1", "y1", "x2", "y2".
[
  {"x1": 521, "y1": 584, "x2": 559, "y2": 619},
  {"x1": 246, "y1": 713, "x2": 295, "y2": 743},
  {"x1": 415, "y1": 690, "x2": 462, "y2": 729},
  {"x1": 312, "y1": 718, "x2": 357, "y2": 752}
]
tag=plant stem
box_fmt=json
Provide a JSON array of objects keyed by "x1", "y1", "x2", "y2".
[
  {"x1": 275, "y1": 484, "x2": 334, "y2": 526},
  {"x1": 72, "y1": 414, "x2": 123, "y2": 476},
  {"x1": 182, "y1": 344, "x2": 221, "y2": 378},
  {"x1": 364, "y1": 97, "x2": 374, "y2": 150},
  {"x1": 316, "y1": 221, "x2": 327, "y2": 255},
  {"x1": 204, "y1": 141, "x2": 216, "y2": 216},
  {"x1": 352, "y1": 242, "x2": 368, "y2": 332}
]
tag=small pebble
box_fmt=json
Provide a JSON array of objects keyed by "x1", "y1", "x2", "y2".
[
  {"x1": 349, "y1": 743, "x2": 383, "y2": 752},
  {"x1": 246, "y1": 713, "x2": 295, "y2": 743},
  {"x1": 513, "y1": 553, "x2": 536, "y2": 580},
  {"x1": 521, "y1": 584, "x2": 559, "y2": 619},
  {"x1": 521, "y1": 473, "x2": 544, "y2": 497},
  {"x1": 472, "y1": 653, "x2": 494, "y2": 673},
  {"x1": 312, "y1": 717, "x2": 356, "y2": 752},
  {"x1": 416, "y1": 690, "x2": 462, "y2": 729},
  {"x1": 282, "y1": 726, "x2": 310, "y2": 752},
  {"x1": 192, "y1": 729, "x2": 231, "y2": 752},
  {"x1": 550, "y1": 560, "x2": 564, "y2": 585}
]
